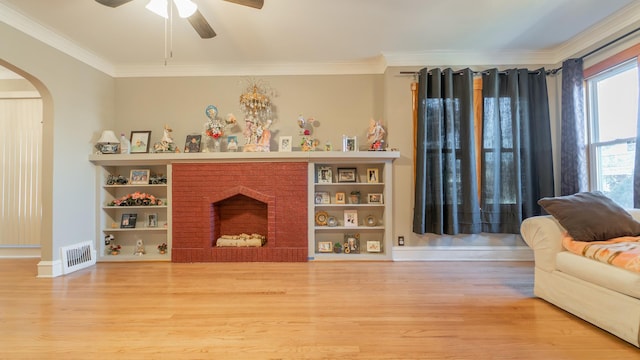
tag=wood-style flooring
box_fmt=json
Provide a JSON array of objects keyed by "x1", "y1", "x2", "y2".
[{"x1": 0, "y1": 259, "x2": 638, "y2": 359}]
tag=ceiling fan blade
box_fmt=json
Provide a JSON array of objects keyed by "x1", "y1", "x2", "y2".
[
  {"x1": 223, "y1": 0, "x2": 264, "y2": 9},
  {"x1": 188, "y1": 10, "x2": 216, "y2": 39},
  {"x1": 95, "y1": 0, "x2": 134, "y2": 7}
]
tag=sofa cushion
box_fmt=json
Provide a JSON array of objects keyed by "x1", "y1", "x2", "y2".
[
  {"x1": 537, "y1": 191, "x2": 640, "y2": 241},
  {"x1": 556, "y1": 251, "x2": 640, "y2": 299}
]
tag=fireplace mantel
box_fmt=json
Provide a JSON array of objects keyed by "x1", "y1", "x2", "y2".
[{"x1": 89, "y1": 151, "x2": 400, "y2": 166}]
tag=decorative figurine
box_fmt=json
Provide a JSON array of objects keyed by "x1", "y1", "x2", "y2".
[
  {"x1": 153, "y1": 124, "x2": 179, "y2": 153},
  {"x1": 134, "y1": 239, "x2": 145, "y2": 256},
  {"x1": 367, "y1": 118, "x2": 386, "y2": 151},
  {"x1": 239, "y1": 80, "x2": 275, "y2": 152}
]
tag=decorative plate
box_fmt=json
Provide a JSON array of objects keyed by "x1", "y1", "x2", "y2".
[{"x1": 315, "y1": 211, "x2": 329, "y2": 226}]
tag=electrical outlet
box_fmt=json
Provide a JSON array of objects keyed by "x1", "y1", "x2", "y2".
[{"x1": 398, "y1": 236, "x2": 405, "y2": 246}]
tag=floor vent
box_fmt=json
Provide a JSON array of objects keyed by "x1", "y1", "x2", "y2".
[{"x1": 60, "y1": 241, "x2": 96, "y2": 275}]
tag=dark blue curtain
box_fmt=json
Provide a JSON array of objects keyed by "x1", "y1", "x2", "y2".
[
  {"x1": 560, "y1": 59, "x2": 589, "y2": 195},
  {"x1": 481, "y1": 69, "x2": 555, "y2": 233},
  {"x1": 413, "y1": 68, "x2": 481, "y2": 235},
  {"x1": 635, "y1": 72, "x2": 640, "y2": 208}
]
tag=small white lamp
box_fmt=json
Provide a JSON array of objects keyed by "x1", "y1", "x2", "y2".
[{"x1": 96, "y1": 130, "x2": 121, "y2": 154}]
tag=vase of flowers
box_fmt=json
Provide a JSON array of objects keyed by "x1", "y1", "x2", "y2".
[
  {"x1": 109, "y1": 244, "x2": 121, "y2": 255},
  {"x1": 157, "y1": 242, "x2": 168, "y2": 254}
]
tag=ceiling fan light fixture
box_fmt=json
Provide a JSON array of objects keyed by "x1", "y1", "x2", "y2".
[
  {"x1": 173, "y1": 0, "x2": 197, "y2": 18},
  {"x1": 145, "y1": 0, "x2": 168, "y2": 18}
]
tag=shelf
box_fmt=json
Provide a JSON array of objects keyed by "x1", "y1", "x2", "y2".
[
  {"x1": 102, "y1": 228, "x2": 167, "y2": 232},
  {"x1": 102, "y1": 205, "x2": 168, "y2": 210},
  {"x1": 103, "y1": 184, "x2": 167, "y2": 188},
  {"x1": 315, "y1": 226, "x2": 384, "y2": 230},
  {"x1": 314, "y1": 204, "x2": 384, "y2": 208},
  {"x1": 99, "y1": 253, "x2": 171, "y2": 262},
  {"x1": 315, "y1": 182, "x2": 384, "y2": 186}
]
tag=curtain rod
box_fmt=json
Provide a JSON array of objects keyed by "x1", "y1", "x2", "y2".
[
  {"x1": 400, "y1": 26, "x2": 640, "y2": 77},
  {"x1": 547, "y1": 26, "x2": 640, "y2": 74}
]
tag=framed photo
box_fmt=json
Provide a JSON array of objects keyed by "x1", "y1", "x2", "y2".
[
  {"x1": 227, "y1": 136, "x2": 238, "y2": 152},
  {"x1": 342, "y1": 135, "x2": 357, "y2": 152},
  {"x1": 366, "y1": 240, "x2": 381, "y2": 253},
  {"x1": 279, "y1": 136, "x2": 292, "y2": 152},
  {"x1": 344, "y1": 209, "x2": 358, "y2": 227},
  {"x1": 314, "y1": 191, "x2": 330, "y2": 204},
  {"x1": 317, "y1": 166, "x2": 333, "y2": 183},
  {"x1": 147, "y1": 213, "x2": 158, "y2": 228},
  {"x1": 337, "y1": 168, "x2": 357, "y2": 183},
  {"x1": 367, "y1": 168, "x2": 379, "y2": 183},
  {"x1": 184, "y1": 134, "x2": 201, "y2": 153},
  {"x1": 129, "y1": 169, "x2": 150, "y2": 185},
  {"x1": 120, "y1": 213, "x2": 137, "y2": 229},
  {"x1": 335, "y1": 192, "x2": 346, "y2": 204},
  {"x1": 343, "y1": 233, "x2": 360, "y2": 254},
  {"x1": 130, "y1": 131, "x2": 151, "y2": 153},
  {"x1": 317, "y1": 241, "x2": 333, "y2": 253},
  {"x1": 368, "y1": 193, "x2": 384, "y2": 204}
]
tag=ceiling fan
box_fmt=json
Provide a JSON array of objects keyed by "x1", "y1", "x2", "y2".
[{"x1": 95, "y1": 0, "x2": 264, "y2": 39}]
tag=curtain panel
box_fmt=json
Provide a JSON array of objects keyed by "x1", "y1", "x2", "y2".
[
  {"x1": 481, "y1": 69, "x2": 555, "y2": 233},
  {"x1": 413, "y1": 68, "x2": 481, "y2": 235},
  {"x1": 560, "y1": 59, "x2": 589, "y2": 195}
]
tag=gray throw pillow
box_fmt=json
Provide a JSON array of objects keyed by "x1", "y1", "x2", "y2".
[{"x1": 537, "y1": 191, "x2": 640, "y2": 242}]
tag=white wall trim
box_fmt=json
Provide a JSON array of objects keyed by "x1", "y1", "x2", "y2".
[
  {"x1": 0, "y1": 2, "x2": 115, "y2": 76},
  {"x1": 0, "y1": 246, "x2": 40, "y2": 258},
  {"x1": 0, "y1": 91, "x2": 40, "y2": 99},
  {"x1": 37, "y1": 260, "x2": 63, "y2": 278},
  {"x1": 392, "y1": 246, "x2": 534, "y2": 262}
]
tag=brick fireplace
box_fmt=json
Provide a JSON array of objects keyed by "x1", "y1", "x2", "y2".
[{"x1": 171, "y1": 162, "x2": 308, "y2": 262}]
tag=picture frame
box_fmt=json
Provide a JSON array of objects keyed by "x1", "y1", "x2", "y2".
[
  {"x1": 130, "y1": 131, "x2": 151, "y2": 153},
  {"x1": 129, "y1": 169, "x2": 150, "y2": 185},
  {"x1": 317, "y1": 241, "x2": 333, "y2": 253},
  {"x1": 317, "y1": 166, "x2": 333, "y2": 183},
  {"x1": 120, "y1": 213, "x2": 137, "y2": 229},
  {"x1": 368, "y1": 193, "x2": 384, "y2": 204},
  {"x1": 344, "y1": 209, "x2": 358, "y2": 227},
  {"x1": 343, "y1": 233, "x2": 360, "y2": 254},
  {"x1": 184, "y1": 134, "x2": 201, "y2": 153},
  {"x1": 337, "y1": 168, "x2": 357, "y2": 183},
  {"x1": 342, "y1": 135, "x2": 357, "y2": 152},
  {"x1": 146, "y1": 213, "x2": 158, "y2": 228},
  {"x1": 226, "y1": 135, "x2": 238, "y2": 152},
  {"x1": 335, "y1": 192, "x2": 346, "y2": 204},
  {"x1": 366, "y1": 240, "x2": 381, "y2": 253},
  {"x1": 279, "y1": 136, "x2": 292, "y2": 152},
  {"x1": 314, "y1": 191, "x2": 331, "y2": 204},
  {"x1": 367, "y1": 168, "x2": 379, "y2": 183}
]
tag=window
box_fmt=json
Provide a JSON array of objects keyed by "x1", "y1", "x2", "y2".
[{"x1": 586, "y1": 59, "x2": 638, "y2": 208}]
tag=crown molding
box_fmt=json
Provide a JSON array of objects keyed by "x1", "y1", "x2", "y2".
[
  {"x1": 549, "y1": 1, "x2": 640, "y2": 64},
  {"x1": 0, "y1": 2, "x2": 115, "y2": 76},
  {"x1": 382, "y1": 50, "x2": 557, "y2": 67},
  {"x1": 112, "y1": 57, "x2": 388, "y2": 77}
]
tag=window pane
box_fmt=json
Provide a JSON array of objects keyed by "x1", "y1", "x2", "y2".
[
  {"x1": 595, "y1": 141, "x2": 635, "y2": 208},
  {"x1": 594, "y1": 65, "x2": 638, "y2": 142}
]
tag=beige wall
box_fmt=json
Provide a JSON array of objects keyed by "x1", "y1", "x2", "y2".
[
  {"x1": 0, "y1": 22, "x2": 115, "y2": 276},
  {"x1": 115, "y1": 75, "x2": 384, "y2": 151}
]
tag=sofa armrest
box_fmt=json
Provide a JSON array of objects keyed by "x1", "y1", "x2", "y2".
[{"x1": 520, "y1": 215, "x2": 566, "y2": 272}]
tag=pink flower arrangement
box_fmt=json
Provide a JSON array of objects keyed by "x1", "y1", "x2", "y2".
[{"x1": 108, "y1": 192, "x2": 163, "y2": 206}]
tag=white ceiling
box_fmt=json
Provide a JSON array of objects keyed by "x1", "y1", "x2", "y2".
[{"x1": 1, "y1": 0, "x2": 640, "y2": 77}]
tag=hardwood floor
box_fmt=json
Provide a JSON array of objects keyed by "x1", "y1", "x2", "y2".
[{"x1": 0, "y1": 259, "x2": 637, "y2": 359}]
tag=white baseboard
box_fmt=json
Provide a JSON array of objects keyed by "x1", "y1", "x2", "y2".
[
  {"x1": 0, "y1": 246, "x2": 40, "y2": 258},
  {"x1": 37, "y1": 260, "x2": 63, "y2": 278},
  {"x1": 392, "y1": 245, "x2": 534, "y2": 261}
]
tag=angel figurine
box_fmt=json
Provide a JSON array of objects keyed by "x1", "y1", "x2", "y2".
[{"x1": 367, "y1": 118, "x2": 386, "y2": 151}]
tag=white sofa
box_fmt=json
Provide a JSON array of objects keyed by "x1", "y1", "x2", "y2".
[{"x1": 520, "y1": 208, "x2": 640, "y2": 347}]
